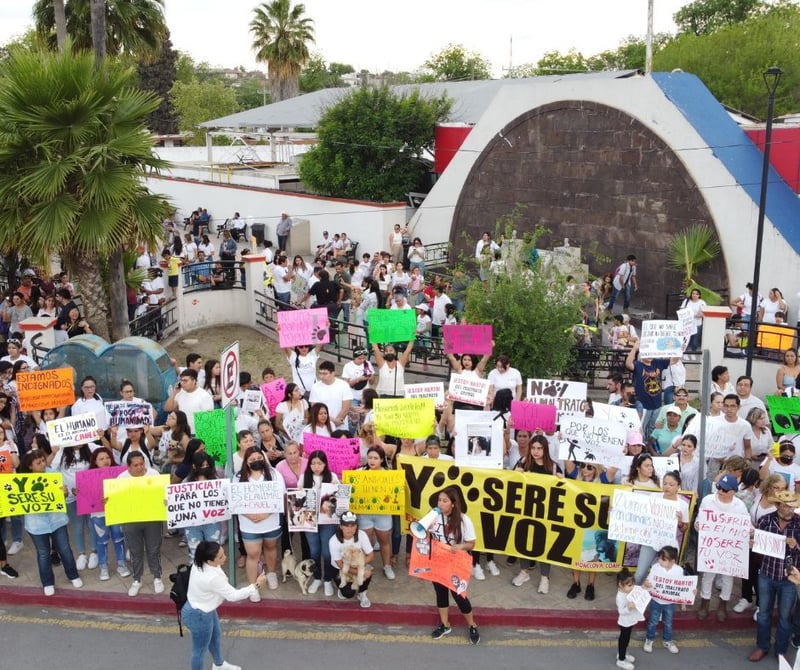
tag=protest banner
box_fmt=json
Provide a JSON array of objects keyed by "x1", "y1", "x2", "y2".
[
  {"x1": 608, "y1": 489, "x2": 679, "y2": 550},
  {"x1": 651, "y1": 455, "x2": 680, "y2": 481},
  {"x1": 647, "y1": 573, "x2": 698, "y2": 606},
  {"x1": 453, "y1": 410, "x2": 504, "y2": 470},
  {"x1": 104, "y1": 475, "x2": 169, "y2": 525},
  {"x1": 241, "y1": 389, "x2": 263, "y2": 414},
  {"x1": 105, "y1": 401, "x2": 153, "y2": 428},
  {"x1": 676, "y1": 307, "x2": 697, "y2": 338},
  {"x1": 228, "y1": 480, "x2": 284, "y2": 514},
  {"x1": 752, "y1": 528, "x2": 788, "y2": 559},
  {"x1": 701, "y1": 420, "x2": 745, "y2": 459},
  {"x1": 639, "y1": 320, "x2": 684, "y2": 358},
  {"x1": 286, "y1": 488, "x2": 318, "y2": 532},
  {"x1": 696, "y1": 508, "x2": 750, "y2": 578},
  {"x1": 374, "y1": 397, "x2": 435, "y2": 439},
  {"x1": 766, "y1": 395, "x2": 800, "y2": 435},
  {"x1": 166, "y1": 479, "x2": 231, "y2": 530},
  {"x1": 343, "y1": 469, "x2": 405, "y2": 515},
  {"x1": 0, "y1": 473, "x2": 66, "y2": 516},
  {"x1": 592, "y1": 402, "x2": 642, "y2": 430},
  {"x1": 442, "y1": 324, "x2": 493, "y2": 356},
  {"x1": 404, "y1": 382, "x2": 445, "y2": 410},
  {"x1": 277, "y1": 307, "x2": 330, "y2": 348},
  {"x1": 408, "y1": 536, "x2": 472, "y2": 596},
  {"x1": 303, "y1": 433, "x2": 361, "y2": 476},
  {"x1": 318, "y1": 482, "x2": 352, "y2": 525},
  {"x1": 447, "y1": 373, "x2": 491, "y2": 407},
  {"x1": 0, "y1": 443, "x2": 14, "y2": 474},
  {"x1": 16, "y1": 368, "x2": 75, "y2": 412},
  {"x1": 75, "y1": 466, "x2": 127, "y2": 515},
  {"x1": 526, "y1": 379, "x2": 587, "y2": 419},
  {"x1": 559, "y1": 416, "x2": 627, "y2": 467},
  {"x1": 366, "y1": 308, "x2": 416, "y2": 344},
  {"x1": 628, "y1": 585, "x2": 652, "y2": 615},
  {"x1": 398, "y1": 454, "x2": 628, "y2": 571},
  {"x1": 194, "y1": 409, "x2": 227, "y2": 466},
  {"x1": 510, "y1": 400, "x2": 557, "y2": 433},
  {"x1": 261, "y1": 378, "x2": 286, "y2": 418},
  {"x1": 47, "y1": 412, "x2": 98, "y2": 448}
]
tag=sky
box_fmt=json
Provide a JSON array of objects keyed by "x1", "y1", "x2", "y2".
[{"x1": 0, "y1": 0, "x2": 687, "y2": 76}]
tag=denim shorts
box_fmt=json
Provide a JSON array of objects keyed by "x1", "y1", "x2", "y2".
[
  {"x1": 240, "y1": 527, "x2": 282, "y2": 542},
  {"x1": 358, "y1": 514, "x2": 393, "y2": 532}
]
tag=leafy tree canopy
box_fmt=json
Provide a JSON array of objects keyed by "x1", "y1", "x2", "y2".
[
  {"x1": 137, "y1": 31, "x2": 179, "y2": 135},
  {"x1": 674, "y1": 0, "x2": 764, "y2": 35},
  {"x1": 300, "y1": 54, "x2": 354, "y2": 92},
  {"x1": 419, "y1": 43, "x2": 492, "y2": 82},
  {"x1": 171, "y1": 79, "x2": 239, "y2": 145}
]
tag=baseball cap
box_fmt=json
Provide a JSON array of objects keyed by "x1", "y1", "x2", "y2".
[
  {"x1": 415, "y1": 303, "x2": 429, "y2": 313},
  {"x1": 340, "y1": 511, "x2": 358, "y2": 525},
  {"x1": 716, "y1": 474, "x2": 738, "y2": 492},
  {"x1": 664, "y1": 405, "x2": 681, "y2": 415},
  {"x1": 353, "y1": 347, "x2": 369, "y2": 358},
  {"x1": 425, "y1": 435, "x2": 439, "y2": 447},
  {"x1": 626, "y1": 429, "x2": 645, "y2": 446}
]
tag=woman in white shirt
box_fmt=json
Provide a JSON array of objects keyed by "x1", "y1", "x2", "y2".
[
  {"x1": 183, "y1": 540, "x2": 266, "y2": 670},
  {"x1": 283, "y1": 343, "x2": 322, "y2": 400},
  {"x1": 301, "y1": 402, "x2": 335, "y2": 444},
  {"x1": 72, "y1": 375, "x2": 109, "y2": 432},
  {"x1": 328, "y1": 511, "x2": 374, "y2": 607},
  {"x1": 275, "y1": 383, "x2": 309, "y2": 443},
  {"x1": 746, "y1": 407, "x2": 773, "y2": 462}
]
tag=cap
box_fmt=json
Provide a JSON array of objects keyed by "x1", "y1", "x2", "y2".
[
  {"x1": 353, "y1": 347, "x2": 368, "y2": 358},
  {"x1": 340, "y1": 511, "x2": 358, "y2": 525},
  {"x1": 664, "y1": 405, "x2": 681, "y2": 415},
  {"x1": 769, "y1": 490, "x2": 800, "y2": 507},
  {"x1": 716, "y1": 474, "x2": 739, "y2": 492},
  {"x1": 673, "y1": 386, "x2": 688, "y2": 396},
  {"x1": 22, "y1": 269, "x2": 36, "y2": 277},
  {"x1": 415, "y1": 303, "x2": 429, "y2": 312},
  {"x1": 392, "y1": 286, "x2": 407, "y2": 295},
  {"x1": 425, "y1": 435, "x2": 439, "y2": 447},
  {"x1": 626, "y1": 429, "x2": 645, "y2": 446}
]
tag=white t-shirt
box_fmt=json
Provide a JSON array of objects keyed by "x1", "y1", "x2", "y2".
[
  {"x1": 432, "y1": 294, "x2": 452, "y2": 326},
  {"x1": 698, "y1": 491, "x2": 749, "y2": 520},
  {"x1": 235, "y1": 469, "x2": 285, "y2": 534},
  {"x1": 688, "y1": 415, "x2": 751, "y2": 459},
  {"x1": 329, "y1": 529, "x2": 374, "y2": 569},
  {"x1": 287, "y1": 350, "x2": 318, "y2": 393},
  {"x1": 429, "y1": 512, "x2": 477, "y2": 546},
  {"x1": 72, "y1": 396, "x2": 110, "y2": 431},
  {"x1": 275, "y1": 399, "x2": 309, "y2": 443},
  {"x1": 273, "y1": 265, "x2": 291, "y2": 293},
  {"x1": 175, "y1": 387, "x2": 214, "y2": 433},
  {"x1": 738, "y1": 395, "x2": 766, "y2": 420},
  {"x1": 309, "y1": 378, "x2": 351, "y2": 427},
  {"x1": 342, "y1": 360, "x2": 374, "y2": 402},
  {"x1": 487, "y1": 367, "x2": 523, "y2": 395}
]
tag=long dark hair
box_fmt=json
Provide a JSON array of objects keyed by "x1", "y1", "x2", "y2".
[
  {"x1": 239, "y1": 445, "x2": 272, "y2": 482},
  {"x1": 627, "y1": 453, "x2": 660, "y2": 486},
  {"x1": 440, "y1": 486, "x2": 464, "y2": 545},
  {"x1": 170, "y1": 410, "x2": 192, "y2": 442},
  {"x1": 60, "y1": 443, "x2": 93, "y2": 468},
  {"x1": 531, "y1": 434, "x2": 558, "y2": 474},
  {"x1": 89, "y1": 447, "x2": 115, "y2": 469},
  {"x1": 188, "y1": 452, "x2": 218, "y2": 482},
  {"x1": 194, "y1": 540, "x2": 221, "y2": 568},
  {"x1": 203, "y1": 359, "x2": 220, "y2": 394},
  {"x1": 309, "y1": 402, "x2": 334, "y2": 434},
  {"x1": 302, "y1": 449, "x2": 333, "y2": 487},
  {"x1": 363, "y1": 445, "x2": 387, "y2": 470}
]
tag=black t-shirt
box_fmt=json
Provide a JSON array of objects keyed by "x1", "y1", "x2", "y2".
[{"x1": 309, "y1": 280, "x2": 339, "y2": 306}]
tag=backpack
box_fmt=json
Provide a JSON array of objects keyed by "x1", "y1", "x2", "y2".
[{"x1": 169, "y1": 563, "x2": 192, "y2": 637}]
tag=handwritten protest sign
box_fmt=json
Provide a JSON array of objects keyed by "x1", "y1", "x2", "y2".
[
  {"x1": 261, "y1": 378, "x2": 286, "y2": 418},
  {"x1": 0, "y1": 444, "x2": 14, "y2": 474},
  {"x1": 408, "y1": 536, "x2": 472, "y2": 596},
  {"x1": 16, "y1": 368, "x2": 74, "y2": 412},
  {"x1": 696, "y1": 508, "x2": 750, "y2": 578},
  {"x1": 47, "y1": 412, "x2": 98, "y2": 448},
  {"x1": 277, "y1": 307, "x2": 330, "y2": 347},
  {"x1": 286, "y1": 488, "x2": 318, "y2": 532},
  {"x1": 194, "y1": 410, "x2": 227, "y2": 466},
  {"x1": 75, "y1": 466, "x2": 127, "y2": 515},
  {"x1": 241, "y1": 389, "x2": 263, "y2": 414},
  {"x1": 447, "y1": 373, "x2": 491, "y2": 406},
  {"x1": 453, "y1": 410, "x2": 504, "y2": 469},
  {"x1": 166, "y1": 479, "x2": 231, "y2": 529},
  {"x1": 404, "y1": 382, "x2": 445, "y2": 410},
  {"x1": 442, "y1": 324, "x2": 492, "y2": 356},
  {"x1": 366, "y1": 308, "x2": 416, "y2": 344},
  {"x1": 627, "y1": 585, "x2": 652, "y2": 615},
  {"x1": 639, "y1": 320, "x2": 684, "y2": 358},
  {"x1": 374, "y1": 397, "x2": 435, "y2": 438},
  {"x1": 228, "y1": 481, "x2": 283, "y2": 514},
  {"x1": 766, "y1": 395, "x2": 800, "y2": 435},
  {"x1": 303, "y1": 433, "x2": 361, "y2": 476},
  {"x1": 510, "y1": 400, "x2": 556, "y2": 432},
  {"x1": 526, "y1": 379, "x2": 587, "y2": 419},
  {"x1": 105, "y1": 401, "x2": 153, "y2": 428},
  {"x1": 318, "y1": 482, "x2": 352, "y2": 525},
  {"x1": 698, "y1": 419, "x2": 747, "y2": 460},
  {"x1": 752, "y1": 528, "x2": 788, "y2": 559},
  {"x1": 0, "y1": 473, "x2": 66, "y2": 516},
  {"x1": 104, "y1": 475, "x2": 169, "y2": 524},
  {"x1": 592, "y1": 402, "x2": 642, "y2": 430},
  {"x1": 609, "y1": 490, "x2": 679, "y2": 549},
  {"x1": 343, "y1": 469, "x2": 405, "y2": 515},
  {"x1": 647, "y1": 574, "x2": 697, "y2": 606},
  {"x1": 560, "y1": 417, "x2": 627, "y2": 466},
  {"x1": 676, "y1": 307, "x2": 697, "y2": 337}
]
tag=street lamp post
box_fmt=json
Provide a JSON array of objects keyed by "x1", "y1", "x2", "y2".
[{"x1": 745, "y1": 66, "x2": 783, "y2": 378}]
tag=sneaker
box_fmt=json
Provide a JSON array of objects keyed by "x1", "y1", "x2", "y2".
[
  {"x1": 358, "y1": 592, "x2": 371, "y2": 608},
  {"x1": 469, "y1": 625, "x2": 480, "y2": 645},
  {"x1": 664, "y1": 641, "x2": 679, "y2": 654},
  {"x1": 178, "y1": 539, "x2": 187, "y2": 548},
  {"x1": 128, "y1": 580, "x2": 142, "y2": 597},
  {"x1": 337, "y1": 589, "x2": 347, "y2": 600},
  {"x1": 584, "y1": 584, "x2": 595, "y2": 601},
  {"x1": 87, "y1": 552, "x2": 99, "y2": 570},
  {"x1": 76, "y1": 554, "x2": 87, "y2": 571},
  {"x1": 625, "y1": 654, "x2": 635, "y2": 662},
  {"x1": 117, "y1": 563, "x2": 131, "y2": 578},
  {"x1": 511, "y1": 570, "x2": 530, "y2": 587},
  {"x1": 383, "y1": 565, "x2": 396, "y2": 580},
  {"x1": 0, "y1": 564, "x2": 18, "y2": 579},
  {"x1": 71, "y1": 578, "x2": 83, "y2": 588},
  {"x1": 753, "y1": 606, "x2": 759, "y2": 623},
  {"x1": 643, "y1": 639, "x2": 653, "y2": 653},
  {"x1": 431, "y1": 623, "x2": 452, "y2": 639},
  {"x1": 7, "y1": 541, "x2": 22, "y2": 555},
  {"x1": 537, "y1": 576, "x2": 550, "y2": 594},
  {"x1": 99, "y1": 567, "x2": 110, "y2": 581},
  {"x1": 44, "y1": 585, "x2": 55, "y2": 596},
  {"x1": 324, "y1": 581, "x2": 334, "y2": 596},
  {"x1": 308, "y1": 579, "x2": 322, "y2": 594},
  {"x1": 153, "y1": 578, "x2": 165, "y2": 594},
  {"x1": 472, "y1": 564, "x2": 485, "y2": 581},
  {"x1": 266, "y1": 572, "x2": 278, "y2": 590},
  {"x1": 249, "y1": 590, "x2": 261, "y2": 603},
  {"x1": 566, "y1": 582, "x2": 581, "y2": 599},
  {"x1": 213, "y1": 663, "x2": 242, "y2": 670},
  {"x1": 486, "y1": 560, "x2": 500, "y2": 576},
  {"x1": 733, "y1": 597, "x2": 752, "y2": 613},
  {"x1": 616, "y1": 661, "x2": 634, "y2": 670}
]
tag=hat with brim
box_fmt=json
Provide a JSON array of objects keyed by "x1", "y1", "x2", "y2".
[{"x1": 769, "y1": 490, "x2": 800, "y2": 507}]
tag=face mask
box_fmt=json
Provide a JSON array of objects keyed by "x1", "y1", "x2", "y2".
[
  {"x1": 249, "y1": 460, "x2": 265, "y2": 471},
  {"x1": 780, "y1": 456, "x2": 794, "y2": 465},
  {"x1": 384, "y1": 353, "x2": 396, "y2": 362}
]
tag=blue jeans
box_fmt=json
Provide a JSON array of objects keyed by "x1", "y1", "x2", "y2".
[
  {"x1": 182, "y1": 604, "x2": 223, "y2": 670},
  {"x1": 275, "y1": 291, "x2": 291, "y2": 310},
  {"x1": 646, "y1": 600, "x2": 675, "y2": 642},
  {"x1": 29, "y1": 525, "x2": 79, "y2": 587},
  {"x1": 67, "y1": 500, "x2": 96, "y2": 555},
  {"x1": 634, "y1": 545, "x2": 657, "y2": 585},
  {"x1": 0, "y1": 516, "x2": 23, "y2": 544},
  {"x1": 185, "y1": 522, "x2": 222, "y2": 562},
  {"x1": 757, "y1": 574, "x2": 798, "y2": 654},
  {"x1": 306, "y1": 524, "x2": 336, "y2": 580},
  {"x1": 608, "y1": 284, "x2": 632, "y2": 310},
  {"x1": 90, "y1": 515, "x2": 126, "y2": 568}
]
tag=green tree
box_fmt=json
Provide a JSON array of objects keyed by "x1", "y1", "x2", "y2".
[
  {"x1": 668, "y1": 224, "x2": 723, "y2": 304},
  {"x1": 299, "y1": 87, "x2": 451, "y2": 202},
  {"x1": 171, "y1": 79, "x2": 239, "y2": 143},
  {"x1": 674, "y1": 0, "x2": 763, "y2": 35},
  {"x1": 536, "y1": 49, "x2": 589, "y2": 75},
  {"x1": 236, "y1": 77, "x2": 270, "y2": 110},
  {"x1": 420, "y1": 43, "x2": 492, "y2": 81},
  {"x1": 299, "y1": 54, "x2": 353, "y2": 92},
  {"x1": 250, "y1": 0, "x2": 315, "y2": 102},
  {"x1": 137, "y1": 30, "x2": 179, "y2": 134},
  {"x1": 0, "y1": 46, "x2": 168, "y2": 340}
]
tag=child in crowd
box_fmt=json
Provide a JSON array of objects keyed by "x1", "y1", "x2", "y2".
[
  {"x1": 616, "y1": 568, "x2": 642, "y2": 670},
  {"x1": 643, "y1": 545, "x2": 682, "y2": 654}
]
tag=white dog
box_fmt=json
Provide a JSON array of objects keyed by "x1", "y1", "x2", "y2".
[
  {"x1": 294, "y1": 559, "x2": 315, "y2": 595},
  {"x1": 281, "y1": 549, "x2": 297, "y2": 583},
  {"x1": 340, "y1": 545, "x2": 366, "y2": 588}
]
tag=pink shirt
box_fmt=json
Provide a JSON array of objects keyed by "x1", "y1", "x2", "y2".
[{"x1": 275, "y1": 457, "x2": 308, "y2": 489}]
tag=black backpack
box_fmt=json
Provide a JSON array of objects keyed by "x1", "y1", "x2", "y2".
[{"x1": 169, "y1": 563, "x2": 192, "y2": 637}]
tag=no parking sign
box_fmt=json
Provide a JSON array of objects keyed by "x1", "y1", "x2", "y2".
[{"x1": 220, "y1": 341, "x2": 240, "y2": 409}]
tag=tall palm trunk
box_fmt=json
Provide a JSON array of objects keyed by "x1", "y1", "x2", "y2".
[
  {"x1": 68, "y1": 250, "x2": 111, "y2": 341},
  {"x1": 90, "y1": 0, "x2": 106, "y2": 61},
  {"x1": 52, "y1": 0, "x2": 67, "y2": 51}
]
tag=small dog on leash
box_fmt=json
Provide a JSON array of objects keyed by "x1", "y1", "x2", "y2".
[
  {"x1": 281, "y1": 549, "x2": 297, "y2": 583},
  {"x1": 295, "y1": 559, "x2": 315, "y2": 595},
  {"x1": 340, "y1": 546, "x2": 366, "y2": 588}
]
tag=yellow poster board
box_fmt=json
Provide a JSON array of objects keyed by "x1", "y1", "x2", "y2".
[
  {"x1": 0, "y1": 473, "x2": 66, "y2": 516},
  {"x1": 104, "y1": 475, "x2": 169, "y2": 524},
  {"x1": 342, "y1": 469, "x2": 405, "y2": 515},
  {"x1": 373, "y1": 398, "x2": 435, "y2": 439}
]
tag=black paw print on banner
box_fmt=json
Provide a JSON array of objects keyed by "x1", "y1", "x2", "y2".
[
  {"x1": 31, "y1": 476, "x2": 47, "y2": 492},
  {"x1": 55, "y1": 503, "x2": 65, "y2": 511},
  {"x1": 3, "y1": 483, "x2": 12, "y2": 492},
  {"x1": 313, "y1": 324, "x2": 328, "y2": 342},
  {"x1": 427, "y1": 465, "x2": 479, "y2": 511},
  {"x1": 541, "y1": 381, "x2": 565, "y2": 397}
]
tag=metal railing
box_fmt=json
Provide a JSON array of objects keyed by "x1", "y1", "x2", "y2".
[
  {"x1": 129, "y1": 298, "x2": 179, "y2": 342},
  {"x1": 664, "y1": 289, "x2": 729, "y2": 320},
  {"x1": 181, "y1": 262, "x2": 247, "y2": 294},
  {"x1": 722, "y1": 317, "x2": 797, "y2": 361}
]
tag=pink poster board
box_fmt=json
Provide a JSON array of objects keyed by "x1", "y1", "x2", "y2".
[
  {"x1": 303, "y1": 433, "x2": 361, "y2": 476},
  {"x1": 510, "y1": 400, "x2": 557, "y2": 433},
  {"x1": 261, "y1": 378, "x2": 287, "y2": 418},
  {"x1": 277, "y1": 308, "x2": 330, "y2": 348},
  {"x1": 442, "y1": 324, "x2": 493, "y2": 355},
  {"x1": 75, "y1": 466, "x2": 127, "y2": 515}
]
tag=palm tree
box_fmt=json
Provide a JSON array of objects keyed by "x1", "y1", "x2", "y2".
[
  {"x1": 668, "y1": 223, "x2": 723, "y2": 305},
  {"x1": 53, "y1": 0, "x2": 67, "y2": 51},
  {"x1": 250, "y1": 0, "x2": 315, "y2": 103},
  {"x1": 0, "y1": 46, "x2": 169, "y2": 340}
]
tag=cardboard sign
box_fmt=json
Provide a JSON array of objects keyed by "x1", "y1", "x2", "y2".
[
  {"x1": 408, "y1": 536, "x2": 472, "y2": 596},
  {"x1": 105, "y1": 401, "x2": 153, "y2": 428},
  {"x1": 767, "y1": 395, "x2": 800, "y2": 435},
  {"x1": 228, "y1": 480, "x2": 284, "y2": 514},
  {"x1": 303, "y1": 433, "x2": 361, "y2": 476},
  {"x1": 261, "y1": 378, "x2": 286, "y2": 418},
  {"x1": 510, "y1": 400, "x2": 557, "y2": 432},
  {"x1": 639, "y1": 320, "x2": 684, "y2": 358},
  {"x1": 447, "y1": 373, "x2": 491, "y2": 407},
  {"x1": 104, "y1": 475, "x2": 170, "y2": 524},
  {"x1": 374, "y1": 398, "x2": 435, "y2": 439},
  {"x1": 16, "y1": 368, "x2": 75, "y2": 412},
  {"x1": 343, "y1": 469, "x2": 405, "y2": 515},
  {"x1": 560, "y1": 417, "x2": 627, "y2": 466},
  {"x1": 277, "y1": 307, "x2": 330, "y2": 347},
  {"x1": 194, "y1": 410, "x2": 227, "y2": 466},
  {"x1": 608, "y1": 489, "x2": 679, "y2": 550},
  {"x1": 0, "y1": 473, "x2": 66, "y2": 516},
  {"x1": 404, "y1": 382, "x2": 445, "y2": 410},
  {"x1": 442, "y1": 324, "x2": 493, "y2": 355},
  {"x1": 752, "y1": 528, "x2": 788, "y2": 559},
  {"x1": 47, "y1": 412, "x2": 99, "y2": 448},
  {"x1": 676, "y1": 307, "x2": 697, "y2": 337},
  {"x1": 241, "y1": 389, "x2": 263, "y2": 414},
  {"x1": 286, "y1": 487, "x2": 318, "y2": 532},
  {"x1": 366, "y1": 308, "x2": 416, "y2": 344},
  {"x1": 702, "y1": 420, "x2": 745, "y2": 460},
  {"x1": 75, "y1": 466, "x2": 127, "y2": 515},
  {"x1": 647, "y1": 573, "x2": 697, "y2": 606},
  {"x1": 526, "y1": 379, "x2": 587, "y2": 419},
  {"x1": 166, "y1": 479, "x2": 231, "y2": 529},
  {"x1": 592, "y1": 402, "x2": 642, "y2": 430},
  {"x1": 453, "y1": 410, "x2": 504, "y2": 470},
  {"x1": 318, "y1": 482, "x2": 352, "y2": 525},
  {"x1": 696, "y1": 508, "x2": 750, "y2": 578}
]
